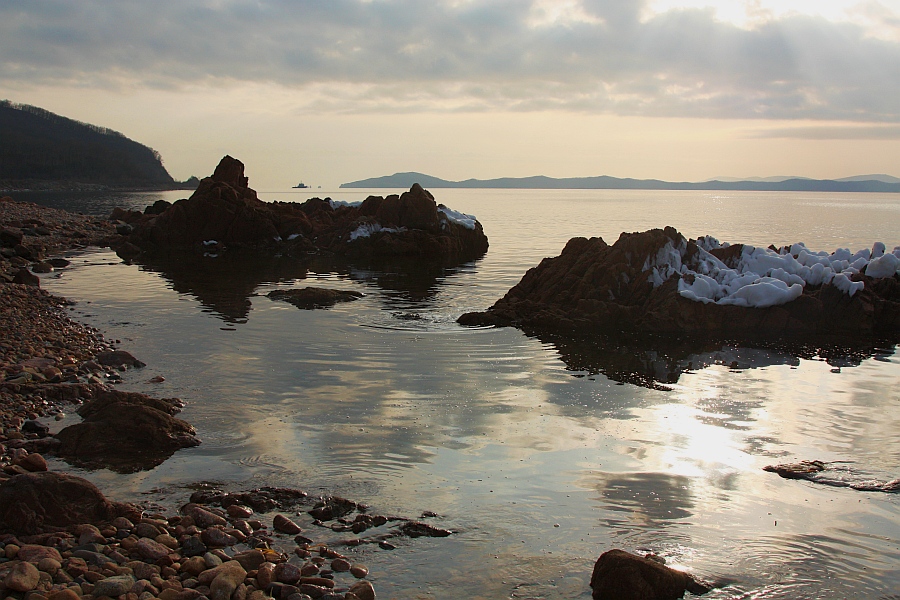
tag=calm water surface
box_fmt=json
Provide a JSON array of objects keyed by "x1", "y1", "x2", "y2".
[{"x1": 33, "y1": 188, "x2": 900, "y2": 599}]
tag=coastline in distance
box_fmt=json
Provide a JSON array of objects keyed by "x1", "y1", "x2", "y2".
[{"x1": 341, "y1": 171, "x2": 900, "y2": 193}]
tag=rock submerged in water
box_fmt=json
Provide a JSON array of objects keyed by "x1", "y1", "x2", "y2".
[
  {"x1": 590, "y1": 549, "x2": 710, "y2": 600},
  {"x1": 267, "y1": 286, "x2": 363, "y2": 309},
  {"x1": 54, "y1": 389, "x2": 200, "y2": 473},
  {"x1": 116, "y1": 155, "x2": 489, "y2": 264},
  {"x1": 459, "y1": 227, "x2": 900, "y2": 341}
]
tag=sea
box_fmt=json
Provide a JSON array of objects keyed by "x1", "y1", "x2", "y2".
[{"x1": 18, "y1": 187, "x2": 900, "y2": 599}]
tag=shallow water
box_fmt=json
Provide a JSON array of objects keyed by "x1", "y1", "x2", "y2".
[{"x1": 34, "y1": 188, "x2": 900, "y2": 599}]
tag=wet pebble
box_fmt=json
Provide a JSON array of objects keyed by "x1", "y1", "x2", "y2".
[{"x1": 273, "y1": 514, "x2": 303, "y2": 535}]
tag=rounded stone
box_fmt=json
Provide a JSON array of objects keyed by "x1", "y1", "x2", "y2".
[
  {"x1": 5, "y1": 561, "x2": 41, "y2": 592},
  {"x1": 330, "y1": 558, "x2": 351, "y2": 572},
  {"x1": 349, "y1": 564, "x2": 369, "y2": 579}
]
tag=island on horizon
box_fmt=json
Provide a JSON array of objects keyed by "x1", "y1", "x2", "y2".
[{"x1": 341, "y1": 171, "x2": 900, "y2": 193}]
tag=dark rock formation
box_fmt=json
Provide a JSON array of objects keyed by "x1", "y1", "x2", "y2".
[
  {"x1": 267, "y1": 287, "x2": 363, "y2": 309},
  {"x1": 55, "y1": 390, "x2": 199, "y2": 473},
  {"x1": 119, "y1": 156, "x2": 488, "y2": 264},
  {"x1": 764, "y1": 460, "x2": 900, "y2": 492},
  {"x1": 458, "y1": 227, "x2": 900, "y2": 341},
  {"x1": 590, "y1": 549, "x2": 709, "y2": 600},
  {"x1": 763, "y1": 460, "x2": 827, "y2": 479},
  {"x1": 0, "y1": 472, "x2": 141, "y2": 535}
]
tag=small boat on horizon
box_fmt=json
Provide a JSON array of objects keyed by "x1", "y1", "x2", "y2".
[{"x1": 293, "y1": 181, "x2": 309, "y2": 189}]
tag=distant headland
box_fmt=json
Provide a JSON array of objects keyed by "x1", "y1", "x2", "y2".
[
  {"x1": 341, "y1": 171, "x2": 900, "y2": 193},
  {"x1": 0, "y1": 100, "x2": 197, "y2": 192}
]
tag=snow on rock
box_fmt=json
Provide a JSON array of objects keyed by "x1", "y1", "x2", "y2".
[
  {"x1": 666, "y1": 239, "x2": 895, "y2": 308},
  {"x1": 329, "y1": 199, "x2": 363, "y2": 209},
  {"x1": 349, "y1": 223, "x2": 406, "y2": 241},
  {"x1": 866, "y1": 252, "x2": 900, "y2": 279},
  {"x1": 458, "y1": 227, "x2": 900, "y2": 340},
  {"x1": 437, "y1": 205, "x2": 478, "y2": 230}
]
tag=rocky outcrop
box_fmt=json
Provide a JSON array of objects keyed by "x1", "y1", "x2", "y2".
[
  {"x1": 267, "y1": 287, "x2": 363, "y2": 309},
  {"x1": 590, "y1": 549, "x2": 709, "y2": 600},
  {"x1": 764, "y1": 460, "x2": 900, "y2": 492},
  {"x1": 118, "y1": 156, "x2": 488, "y2": 264},
  {"x1": 54, "y1": 390, "x2": 199, "y2": 473},
  {"x1": 459, "y1": 227, "x2": 900, "y2": 341},
  {"x1": 0, "y1": 472, "x2": 141, "y2": 535}
]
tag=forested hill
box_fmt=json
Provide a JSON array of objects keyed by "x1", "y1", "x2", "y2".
[{"x1": 0, "y1": 100, "x2": 179, "y2": 190}]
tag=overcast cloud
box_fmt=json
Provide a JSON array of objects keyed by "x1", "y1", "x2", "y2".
[{"x1": 2, "y1": 0, "x2": 899, "y2": 122}]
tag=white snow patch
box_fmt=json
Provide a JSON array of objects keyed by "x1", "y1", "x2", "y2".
[
  {"x1": 329, "y1": 199, "x2": 363, "y2": 209},
  {"x1": 866, "y1": 252, "x2": 900, "y2": 279},
  {"x1": 349, "y1": 223, "x2": 405, "y2": 241},
  {"x1": 438, "y1": 205, "x2": 477, "y2": 230},
  {"x1": 644, "y1": 237, "x2": 897, "y2": 308}
]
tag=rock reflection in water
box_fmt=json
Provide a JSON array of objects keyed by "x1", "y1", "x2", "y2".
[
  {"x1": 537, "y1": 332, "x2": 899, "y2": 390},
  {"x1": 128, "y1": 249, "x2": 472, "y2": 324},
  {"x1": 126, "y1": 250, "x2": 310, "y2": 323}
]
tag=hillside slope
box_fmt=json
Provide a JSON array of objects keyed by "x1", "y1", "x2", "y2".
[{"x1": 0, "y1": 100, "x2": 177, "y2": 189}]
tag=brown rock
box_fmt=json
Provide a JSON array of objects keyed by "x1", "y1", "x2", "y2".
[
  {"x1": 590, "y1": 549, "x2": 709, "y2": 600},
  {"x1": 181, "y1": 556, "x2": 207, "y2": 577},
  {"x1": 458, "y1": 227, "x2": 900, "y2": 341},
  {"x1": 763, "y1": 460, "x2": 826, "y2": 479},
  {"x1": 182, "y1": 504, "x2": 227, "y2": 528},
  {"x1": 13, "y1": 268, "x2": 40, "y2": 286},
  {"x1": 5, "y1": 561, "x2": 41, "y2": 592},
  {"x1": 136, "y1": 537, "x2": 172, "y2": 562},
  {"x1": 267, "y1": 287, "x2": 363, "y2": 310},
  {"x1": 95, "y1": 350, "x2": 146, "y2": 368},
  {"x1": 273, "y1": 562, "x2": 302, "y2": 585},
  {"x1": 0, "y1": 472, "x2": 139, "y2": 535},
  {"x1": 125, "y1": 156, "x2": 487, "y2": 264},
  {"x1": 208, "y1": 560, "x2": 247, "y2": 600},
  {"x1": 232, "y1": 549, "x2": 266, "y2": 572},
  {"x1": 200, "y1": 527, "x2": 237, "y2": 547},
  {"x1": 48, "y1": 588, "x2": 81, "y2": 600},
  {"x1": 255, "y1": 562, "x2": 276, "y2": 588},
  {"x1": 272, "y1": 514, "x2": 302, "y2": 534},
  {"x1": 349, "y1": 564, "x2": 369, "y2": 579},
  {"x1": 55, "y1": 391, "x2": 199, "y2": 473},
  {"x1": 15, "y1": 453, "x2": 48, "y2": 472},
  {"x1": 17, "y1": 544, "x2": 63, "y2": 563},
  {"x1": 348, "y1": 580, "x2": 376, "y2": 600},
  {"x1": 226, "y1": 504, "x2": 253, "y2": 519}
]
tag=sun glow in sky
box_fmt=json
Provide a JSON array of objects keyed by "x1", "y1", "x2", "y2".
[{"x1": 2, "y1": 0, "x2": 899, "y2": 187}]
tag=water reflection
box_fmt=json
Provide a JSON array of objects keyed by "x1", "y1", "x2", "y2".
[
  {"x1": 127, "y1": 250, "x2": 310, "y2": 323},
  {"x1": 536, "y1": 333, "x2": 899, "y2": 390},
  {"x1": 127, "y1": 250, "x2": 473, "y2": 324},
  {"x1": 594, "y1": 471, "x2": 694, "y2": 526}
]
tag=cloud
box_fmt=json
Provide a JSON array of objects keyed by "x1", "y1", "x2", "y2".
[
  {"x1": 748, "y1": 124, "x2": 900, "y2": 139},
  {"x1": 2, "y1": 0, "x2": 899, "y2": 121}
]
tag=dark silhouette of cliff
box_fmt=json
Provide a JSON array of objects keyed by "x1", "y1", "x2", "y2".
[{"x1": 0, "y1": 100, "x2": 182, "y2": 190}]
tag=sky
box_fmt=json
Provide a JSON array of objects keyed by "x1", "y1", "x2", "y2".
[{"x1": 2, "y1": 0, "x2": 900, "y2": 189}]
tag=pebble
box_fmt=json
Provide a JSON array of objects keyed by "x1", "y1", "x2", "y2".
[
  {"x1": 273, "y1": 514, "x2": 303, "y2": 535},
  {"x1": 91, "y1": 574, "x2": 136, "y2": 597},
  {"x1": 4, "y1": 561, "x2": 40, "y2": 592},
  {"x1": 201, "y1": 528, "x2": 238, "y2": 547},
  {"x1": 136, "y1": 537, "x2": 171, "y2": 561},
  {"x1": 349, "y1": 564, "x2": 369, "y2": 579}
]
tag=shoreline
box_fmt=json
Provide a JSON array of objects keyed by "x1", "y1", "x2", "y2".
[
  {"x1": 1, "y1": 184, "x2": 197, "y2": 194},
  {"x1": 0, "y1": 196, "x2": 384, "y2": 600}
]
